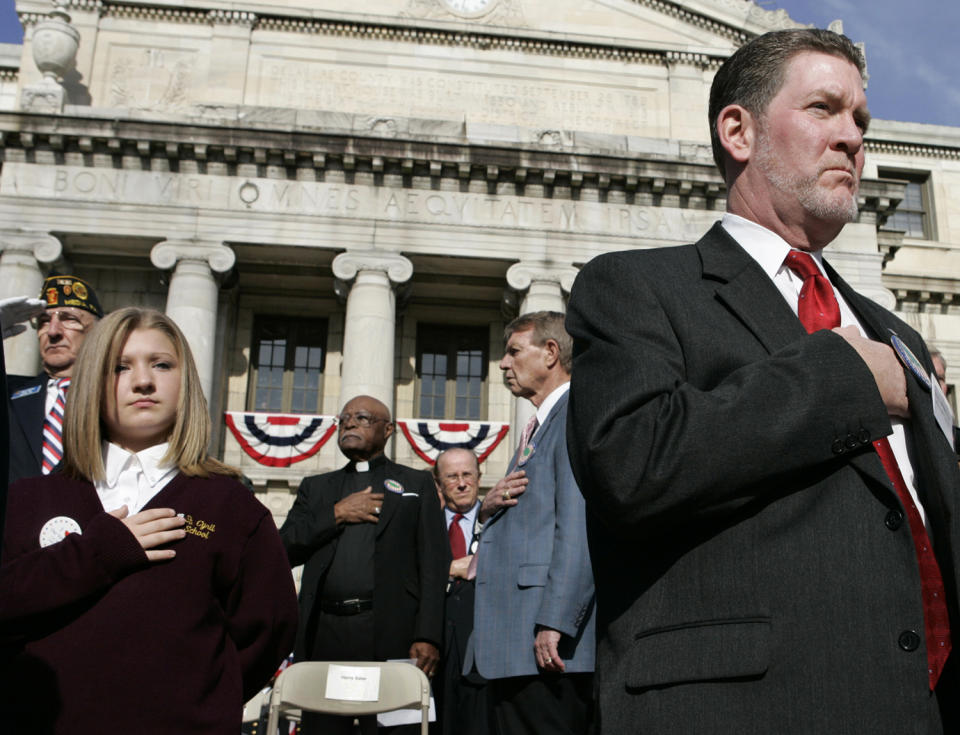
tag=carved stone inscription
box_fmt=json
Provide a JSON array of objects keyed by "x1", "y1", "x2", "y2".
[
  {"x1": 2, "y1": 163, "x2": 713, "y2": 241},
  {"x1": 254, "y1": 57, "x2": 658, "y2": 136},
  {"x1": 108, "y1": 44, "x2": 196, "y2": 109}
]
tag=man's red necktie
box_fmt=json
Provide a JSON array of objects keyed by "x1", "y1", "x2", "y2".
[
  {"x1": 786, "y1": 250, "x2": 951, "y2": 689},
  {"x1": 449, "y1": 513, "x2": 467, "y2": 560}
]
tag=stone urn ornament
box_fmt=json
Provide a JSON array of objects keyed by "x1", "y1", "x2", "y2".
[
  {"x1": 32, "y1": 1, "x2": 80, "y2": 81},
  {"x1": 22, "y1": 0, "x2": 80, "y2": 112}
]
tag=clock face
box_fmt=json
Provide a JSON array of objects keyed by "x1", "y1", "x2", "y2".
[{"x1": 442, "y1": 0, "x2": 498, "y2": 17}]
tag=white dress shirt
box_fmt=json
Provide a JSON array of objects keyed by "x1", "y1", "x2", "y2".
[
  {"x1": 95, "y1": 442, "x2": 179, "y2": 513},
  {"x1": 445, "y1": 500, "x2": 480, "y2": 542},
  {"x1": 531, "y1": 381, "x2": 570, "y2": 443},
  {"x1": 721, "y1": 213, "x2": 928, "y2": 528}
]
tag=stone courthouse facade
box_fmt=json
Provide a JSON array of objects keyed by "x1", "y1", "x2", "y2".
[{"x1": 2, "y1": 0, "x2": 959, "y2": 522}]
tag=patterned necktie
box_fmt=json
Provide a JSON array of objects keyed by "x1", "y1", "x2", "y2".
[
  {"x1": 449, "y1": 513, "x2": 466, "y2": 560},
  {"x1": 41, "y1": 377, "x2": 70, "y2": 475},
  {"x1": 519, "y1": 414, "x2": 539, "y2": 454},
  {"x1": 785, "y1": 250, "x2": 952, "y2": 689}
]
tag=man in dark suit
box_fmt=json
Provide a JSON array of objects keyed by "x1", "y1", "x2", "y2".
[
  {"x1": 1, "y1": 296, "x2": 46, "y2": 546},
  {"x1": 566, "y1": 29, "x2": 960, "y2": 733},
  {"x1": 8, "y1": 275, "x2": 102, "y2": 483},
  {"x1": 279, "y1": 394, "x2": 447, "y2": 735},
  {"x1": 466, "y1": 312, "x2": 595, "y2": 735},
  {"x1": 433, "y1": 447, "x2": 488, "y2": 735}
]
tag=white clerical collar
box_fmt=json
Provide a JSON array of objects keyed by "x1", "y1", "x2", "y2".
[
  {"x1": 721, "y1": 213, "x2": 829, "y2": 281},
  {"x1": 535, "y1": 381, "x2": 570, "y2": 429},
  {"x1": 102, "y1": 441, "x2": 177, "y2": 489}
]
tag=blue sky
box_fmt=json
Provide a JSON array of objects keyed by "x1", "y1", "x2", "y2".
[{"x1": 1, "y1": 0, "x2": 956, "y2": 127}]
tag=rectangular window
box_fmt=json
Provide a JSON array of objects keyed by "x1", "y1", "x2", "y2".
[
  {"x1": 416, "y1": 324, "x2": 488, "y2": 420},
  {"x1": 249, "y1": 317, "x2": 327, "y2": 414},
  {"x1": 880, "y1": 169, "x2": 933, "y2": 239}
]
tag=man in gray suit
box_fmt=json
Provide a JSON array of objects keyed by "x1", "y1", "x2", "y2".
[
  {"x1": 466, "y1": 311, "x2": 595, "y2": 735},
  {"x1": 567, "y1": 29, "x2": 959, "y2": 733}
]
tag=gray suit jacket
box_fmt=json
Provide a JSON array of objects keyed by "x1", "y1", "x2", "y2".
[
  {"x1": 566, "y1": 223, "x2": 960, "y2": 734},
  {"x1": 467, "y1": 390, "x2": 595, "y2": 679}
]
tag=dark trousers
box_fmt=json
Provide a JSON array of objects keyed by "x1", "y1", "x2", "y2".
[
  {"x1": 490, "y1": 673, "x2": 592, "y2": 735},
  {"x1": 438, "y1": 670, "x2": 489, "y2": 735}
]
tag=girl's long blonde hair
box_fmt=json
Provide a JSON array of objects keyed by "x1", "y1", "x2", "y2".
[{"x1": 63, "y1": 307, "x2": 239, "y2": 482}]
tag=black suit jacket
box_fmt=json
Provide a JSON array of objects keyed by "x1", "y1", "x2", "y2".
[
  {"x1": 0, "y1": 347, "x2": 7, "y2": 549},
  {"x1": 566, "y1": 223, "x2": 960, "y2": 733},
  {"x1": 443, "y1": 507, "x2": 484, "y2": 685},
  {"x1": 7, "y1": 374, "x2": 47, "y2": 484},
  {"x1": 279, "y1": 455, "x2": 447, "y2": 662}
]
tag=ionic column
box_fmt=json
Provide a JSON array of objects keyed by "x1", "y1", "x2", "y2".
[
  {"x1": 332, "y1": 250, "x2": 413, "y2": 412},
  {"x1": 150, "y1": 240, "x2": 235, "y2": 400},
  {"x1": 505, "y1": 261, "x2": 579, "y2": 449},
  {"x1": 0, "y1": 230, "x2": 62, "y2": 374}
]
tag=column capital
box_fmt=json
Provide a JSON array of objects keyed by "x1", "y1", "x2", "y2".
[
  {"x1": 150, "y1": 239, "x2": 236, "y2": 273},
  {"x1": 332, "y1": 250, "x2": 413, "y2": 285},
  {"x1": 506, "y1": 261, "x2": 578, "y2": 295},
  {"x1": 0, "y1": 230, "x2": 63, "y2": 263}
]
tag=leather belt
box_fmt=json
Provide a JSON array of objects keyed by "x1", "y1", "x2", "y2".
[{"x1": 320, "y1": 598, "x2": 373, "y2": 615}]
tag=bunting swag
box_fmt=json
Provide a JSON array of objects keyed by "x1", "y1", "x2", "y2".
[
  {"x1": 224, "y1": 412, "x2": 338, "y2": 467},
  {"x1": 397, "y1": 420, "x2": 511, "y2": 466}
]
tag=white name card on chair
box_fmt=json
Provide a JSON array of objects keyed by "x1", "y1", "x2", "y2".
[{"x1": 325, "y1": 664, "x2": 381, "y2": 701}]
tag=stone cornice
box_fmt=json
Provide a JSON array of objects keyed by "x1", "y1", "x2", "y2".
[
  {"x1": 0, "y1": 110, "x2": 730, "y2": 211},
  {"x1": 17, "y1": 1, "x2": 733, "y2": 68},
  {"x1": 256, "y1": 15, "x2": 687, "y2": 67},
  {"x1": 865, "y1": 139, "x2": 960, "y2": 161},
  {"x1": 0, "y1": 113, "x2": 913, "y2": 224}
]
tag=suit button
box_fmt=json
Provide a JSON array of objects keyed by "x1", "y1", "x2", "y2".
[
  {"x1": 845, "y1": 433, "x2": 859, "y2": 450},
  {"x1": 859, "y1": 429, "x2": 871, "y2": 443},
  {"x1": 898, "y1": 630, "x2": 921, "y2": 652},
  {"x1": 831, "y1": 439, "x2": 845, "y2": 455},
  {"x1": 885, "y1": 509, "x2": 905, "y2": 530}
]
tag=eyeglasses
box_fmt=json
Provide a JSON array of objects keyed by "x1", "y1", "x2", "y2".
[
  {"x1": 441, "y1": 471, "x2": 477, "y2": 486},
  {"x1": 337, "y1": 412, "x2": 389, "y2": 428},
  {"x1": 33, "y1": 310, "x2": 90, "y2": 333}
]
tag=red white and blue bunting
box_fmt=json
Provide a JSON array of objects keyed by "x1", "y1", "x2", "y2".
[
  {"x1": 397, "y1": 420, "x2": 511, "y2": 466},
  {"x1": 224, "y1": 412, "x2": 338, "y2": 468}
]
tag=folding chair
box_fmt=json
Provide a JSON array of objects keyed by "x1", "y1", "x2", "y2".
[
  {"x1": 242, "y1": 686, "x2": 273, "y2": 723},
  {"x1": 265, "y1": 661, "x2": 431, "y2": 735}
]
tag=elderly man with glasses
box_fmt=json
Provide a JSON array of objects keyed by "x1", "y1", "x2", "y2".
[
  {"x1": 279, "y1": 394, "x2": 448, "y2": 735},
  {"x1": 7, "y1": 274, "x2": 102, "y2": 483}
]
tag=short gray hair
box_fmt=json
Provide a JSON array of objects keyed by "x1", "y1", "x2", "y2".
[{"x1": 504, "y1": 311, "x2": 572, "y2": 374}]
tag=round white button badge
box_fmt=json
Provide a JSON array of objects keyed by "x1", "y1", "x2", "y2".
[{"x1": 38, "y1": 516, "x2": 82, "y2": 548}]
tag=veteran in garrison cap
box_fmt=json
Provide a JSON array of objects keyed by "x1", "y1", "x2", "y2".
[{"x1": 7, "y1": 274, "x2": 103, "y2": 483}]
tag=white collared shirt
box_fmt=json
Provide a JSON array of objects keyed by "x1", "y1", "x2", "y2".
[
  {"x1": 532, "y1": 381, "x2": 570, "y2": 442},
  {"x1": 95, "y1": 442, "x2": 179, "y2": 513},
  {"x1": 45, "y1": 377, "x2": 64, "y2": 415},
  {"x1": 721, "y1": 213, "x2": 927, "y2": 528}
]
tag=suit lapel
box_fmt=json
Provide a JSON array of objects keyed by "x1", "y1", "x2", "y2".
[
  {"x1": 827, "y1": 264, "x2": 935, "y2": 497},
  {"x1": 698, "y1": 223, "x2": 807, "y2": 355},
  {"x1": 375, "y1": 459, "x2": 401, "y2": 538}
]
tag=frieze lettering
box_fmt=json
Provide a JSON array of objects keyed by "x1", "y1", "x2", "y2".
[{"x1": 2, "y1": 163, "x2": 713, "y2": 241}]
